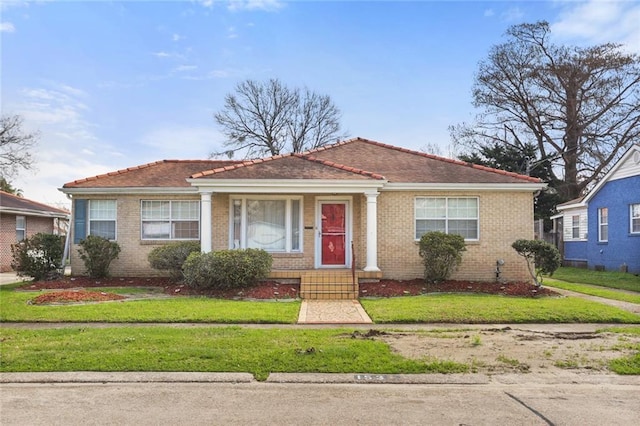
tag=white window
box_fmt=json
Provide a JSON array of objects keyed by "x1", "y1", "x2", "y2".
[
  {"x1": 141, "y1": 200, "x2": 200, "y2": 240},
  {"x1": 231, "y1": 197, "x2": 302, "y2": 252},
  {"x1": 571, "y1": 215, "x2": 580, "y2": 239},
  {"x1": 598, "y1": 207, "x2": 608, "y2": 242},
  {"x1": 89, "y1": 200, "x2": 117, "y2": 240},
  {"x1": 631, "y1": 204, "x2": 640, "y2": 234},
  {"x1": 415, "y1": 197, "x2": 479, "y2": 240},
  {"x1": 16, "y1": 216, "x2": 25, "y2": 242}
]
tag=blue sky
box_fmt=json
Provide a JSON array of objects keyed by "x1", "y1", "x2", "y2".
[{"x1": 2, "y1": 0, "x2": 639, "y2": 208}]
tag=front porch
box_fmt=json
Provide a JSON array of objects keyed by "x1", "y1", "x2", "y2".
[{"x1": 268, "y1": 269, "x2": 383, "y2": 300}]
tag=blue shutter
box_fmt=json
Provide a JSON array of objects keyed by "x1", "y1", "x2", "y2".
[{"x1": 74, "y1": 199, "x2": 87, "y2": 244}]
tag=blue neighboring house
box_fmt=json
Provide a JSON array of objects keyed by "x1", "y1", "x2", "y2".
[{"x1": 554, "y1": 144, "x2": 640, "y2": 274}]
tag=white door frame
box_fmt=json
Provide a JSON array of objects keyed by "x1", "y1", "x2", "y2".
[{"x1": 315, "y1": 196, "x2": 352, "y2": 269}]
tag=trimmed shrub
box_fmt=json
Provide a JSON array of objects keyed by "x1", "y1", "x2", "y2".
[
  {"x1": 77, "y1": 235, "x2": 121, "y2": 278},
  {"x1": 183, "y1": 248, "x2": 272, "y2": 290},
  {"x1": 418, "y1": 231, "x2": 466, "y2": 283},
  {"x1": 512, "y1": 239, "x2": 561, "y2": 286},
  {"x1": 11, "y1": 233, "x2": 65, "y2": 281},
  {"x1": 148, "y1": 241, "x2": 201, "y2": 282}
]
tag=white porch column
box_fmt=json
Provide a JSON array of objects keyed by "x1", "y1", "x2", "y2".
[
  {"x1": 363, "y1": 191, "x2": 380, "y2": 272},
  {"x1": 200, "y1": 191, "x2": 213, "y2": 253}
]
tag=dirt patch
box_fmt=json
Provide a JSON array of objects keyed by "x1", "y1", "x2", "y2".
[
  {"x1": 30, "y1": 290, "x2": 126, "y2": 305},
  {"x1": 372, "y1": 327, "x2": 640, "y2": 375}
]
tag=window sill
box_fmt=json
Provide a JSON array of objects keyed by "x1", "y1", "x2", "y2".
[{"x1": 270, "y1": 252, "x2": 304, "y2": 258}]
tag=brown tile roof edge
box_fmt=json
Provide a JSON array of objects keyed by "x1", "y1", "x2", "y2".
[
  {"x1": 63, "y1": 159, "x2": 241, "y2": 187},
  {"x1": 0, "y1": 190, "x2": 69, "y2": 215},
  {"x1": 305, "y1": 137, "x2": 543, "y2": 184},
  {"x1": 190, "y1": 152, "x2": 386, "y2": 180}
]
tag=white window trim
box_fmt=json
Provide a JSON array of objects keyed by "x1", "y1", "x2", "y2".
[
  {"x1": 16, "y1": 215, "x2": 25, "y2": 242},
  {"x1": 140, "y1": 200, "x2": 201, "y2": 241},
  {"x1": 229, "y1": 195, "x2": 304, "y2": 253},
  {"x1": 598, "y1": 207, "x2": 608, "y2": 242},
  {"x1": 414, "y1": 196, "x2": 480, "y2": 241},
  {"x1": 571, "y1": 215, "x2": 580, "y2": 239},
  {"x1": 88, "y1": 199, "x2": 117, "y2": 241},
  {"x1": 631, "y1": 203, "x2": 640, "y2": 234}
]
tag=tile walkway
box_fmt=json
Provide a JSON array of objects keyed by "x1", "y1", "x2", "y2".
[{"x1": 297, "y1": 300, "x2": 372, "y2": 324}]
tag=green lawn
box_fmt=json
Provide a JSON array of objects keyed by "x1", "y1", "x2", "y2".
[
  {"x1": 551, "y1": 267, "x2": 640, "y2": 292},
  {"x1": 0, "y1": 285, "x2": 300, "y2": 324},
  {"x1": 0, "y1": 327, "x2": 467, "y2": 380},
  {"x1": 598, "y1": 327, "x2": 640, "y2": 374},
  {"x1": 361, "y1": 294, "x2": 640, "y2": 324},
  {"x1": 544, "y1": 278, "x2": 640, "y2": 304}
]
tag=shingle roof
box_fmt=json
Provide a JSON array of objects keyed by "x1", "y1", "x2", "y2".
[
  {"x1": 0, "y1": 191, "x2": 69, "y2": 216},
  {"x1": 62, "y1": 160, "x2": 240, "y2": 188},
  {"x1": 191, "y1": 153, "x2": 385, "y2": 180},
  {"x1": 61, "y1": 138, "x2": 541, "y2": 189},
  {"x1": 304, "y1": 138, "x2": 541, "y2": 184}
]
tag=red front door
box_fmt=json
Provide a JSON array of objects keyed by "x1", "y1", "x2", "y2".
[{"x1": 320, "y1": 203, "x2": 346, "y2": 266}]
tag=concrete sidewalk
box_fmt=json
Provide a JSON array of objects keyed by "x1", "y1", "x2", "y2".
[
  {"x1": 0, "y1": 272, "x2": 28, "y2": 285},
  {"x1": 298, "y1": 299, "x2": 372, "y2": 324}
]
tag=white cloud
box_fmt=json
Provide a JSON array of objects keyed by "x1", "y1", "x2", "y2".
[
  {"x1": 552, "y1": 0, "x2": 640, "y2": 53},
  {"x1": 137, "y1": 125, "x2": 225, "y2": 161},
  {"x1": 501, "y1": 7, "x2": 524, "y2": 22},
  {"x1": 483, "y1": 9, "x2": 494, "y2": 18},
  {"x1": 227, "y1": 0, "x2": 284, "y2": 12},
  {"x1": 0, "y1": 21, "x2": 15, "y2": 32},
  {"x1": 174, "y1": 65, "x2": 198, "y2": 72},
  {"x1": 172, "y1": 33, "x2": 185, "y2": 42},
  {"x1": 152, "y1": 51, "x2": 172, "y2": 58}
]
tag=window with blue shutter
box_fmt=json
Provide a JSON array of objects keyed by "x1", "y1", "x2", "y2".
[{"x1": 73, "y1": 199, "x2": 87, "y2": 244}]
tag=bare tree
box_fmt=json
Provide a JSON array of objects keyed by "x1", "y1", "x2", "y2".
[
  {"x1": 213, "y1": 79, "x2": 346, "y2": 158},
  {"x1": 451, "y1": 21, "x2": 640, "y2": 200},
  {"x1": 0, "y1": 114, "x2": 39, "y2": 180}
]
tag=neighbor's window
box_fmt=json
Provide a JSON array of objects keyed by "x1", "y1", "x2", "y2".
[
  {"x1": 231, "y1": 197, "x2": 302, "y2": 252},
  {"x1": 598, "y1": 207, "x2": 608, "y2": 242},
  {"x1": 571, "y1": 215, "x2": 580, "y2": 239},
  {"x1": 415, "y1": 197, "x2": 479, "y2": 240},
  {"x1": 141, "y1": 200, "x2": 200, "y2": 240},
  {"x1": 631, "y1": 204, "x2": 640, "y2": 234},
  {"x1": 89, "y1": 200, "x2": 117, "y2": 240},
  {"x1": 16, "y1": 216, "x2": 25, "y2": 242}
]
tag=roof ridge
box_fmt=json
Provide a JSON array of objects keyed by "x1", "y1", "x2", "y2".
[
  {"x1": 0, "y1": 190, "x2": 69, "y2": 214},
  {"x1": 300, "y1": 154, "x2": 385, "y2": 180},
  {"x1": 313, "y1": 137, "x2": 541, "y2": 183},
  {"x1": 191, "y1": 153, "x2": 293, "y2": 178}
]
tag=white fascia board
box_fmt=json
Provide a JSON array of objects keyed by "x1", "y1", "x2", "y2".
[
  {"x1": 381, "y1": 182, "x2": 546, "y2": 192},
  {"x1": 59, "y1": 187, "x2": 199, "y2": 196},
  {"x1": 0, "y1": 207, "x2": 69, "y2": 219},
  {"x1": 555, "y1": 201, "x2": 587, "y2": 212},
  {"x1": 186, "y1": 179, "x2": 387, "y2": 194}
]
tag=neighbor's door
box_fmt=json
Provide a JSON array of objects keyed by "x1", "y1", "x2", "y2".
[{"x1": 319, "y1": 202, "x2": 348, "y2": 267}]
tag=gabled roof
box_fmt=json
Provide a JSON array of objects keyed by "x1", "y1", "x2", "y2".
[
  {"x1": 191, "y1": 153, "x2": 385, "y2": 180},
  {"x1": 61, "y1": 138, "x2": 543, "y2": 193},
  {"x1": 582, "y1": 144, "x2": 640, "y2": 204},
  {"x1": 191, "y1": 138, "x2": 541, "y2": 185},
  {"x1": 0, "y1": 191, "x2": 69, "y2": 218},
  {"x1": 62, "y1": 160, "x2": 240, "y2": 189}
]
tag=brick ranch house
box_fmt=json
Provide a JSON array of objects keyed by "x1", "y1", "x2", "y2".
[
  {"x1": 60, "y1": 138, "x2": 545, "y2": 298},
  {"x1": 0, "y1": 191, "x2": 69, "y2": 272}
]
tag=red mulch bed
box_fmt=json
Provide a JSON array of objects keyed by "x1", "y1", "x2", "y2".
[
  {"x1": 31, "y1": 290, "x2": 126, "y2": 305},
  {"x1": 18, "y1": 276, "x2": 558, "y2": 304}
]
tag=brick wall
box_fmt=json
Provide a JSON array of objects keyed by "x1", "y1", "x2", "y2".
[
  {"x1": 69, "y1": 190, "x2": 534, "y2": 282},
  {"x1": 376, "y1": 191, "x2": 534, "y2": 282},
  {"x1": 1, "y1": 213, "x2": 56, "y2": 272}
]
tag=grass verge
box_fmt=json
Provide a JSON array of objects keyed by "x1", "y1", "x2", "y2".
[
  {"x1": 361, "y1": 294, "x2": 640, "y2": 323},
  {"x1": 0, "y1": 327, "x2": 468, "y2": 380},
  {"x1": 544, "y1": 279, "x2": 640, "y2": 304},
  {"x1": 551, "y1": 267, "x2": 640, "y2": 292}
]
